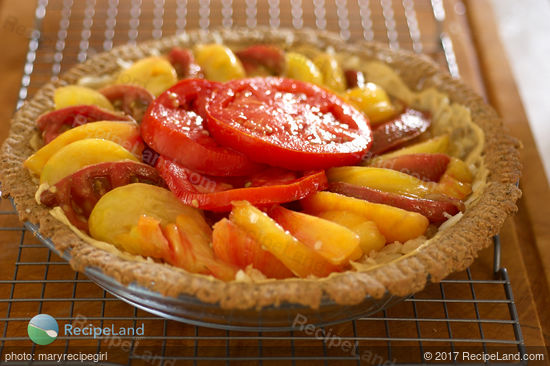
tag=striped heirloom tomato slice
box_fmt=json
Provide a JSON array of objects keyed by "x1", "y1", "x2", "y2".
[
  {"x1": 36, "y1": 105, "x2": 132, "y2": 144},
  {"x1": 40, "y1": 161, "x2": 166, "y2": 232},
  {"x1": 204, "y1": 77, "x2": 373, "y2": 170},
  {"x1": 99, "y1": 84, "x2": 154, "y2": 122}
]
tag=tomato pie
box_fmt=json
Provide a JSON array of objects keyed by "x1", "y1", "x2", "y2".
[{"x1": 0, "y1": 29, "x2": 521, "y2": 309}]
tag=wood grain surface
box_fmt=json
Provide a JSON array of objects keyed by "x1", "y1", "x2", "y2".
[
  {"x1": 0, "y1": 0, "x2": 548, "y2": 363},
  {"x1": 466, "y1": 0, "x2": 550, "y2": 348}
]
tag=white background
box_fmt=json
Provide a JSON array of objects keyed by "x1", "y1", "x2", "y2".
[{"x1": 491, "y1": 0, "x2": 550, "y2": 182}]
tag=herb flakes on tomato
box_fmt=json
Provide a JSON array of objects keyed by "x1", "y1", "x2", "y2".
[
  {"x1": 156, "y1": 156, "x2": 328, "y2": 211},
  {"x1": 204, "y1": 77, "x2": 372, "y2": 170}
]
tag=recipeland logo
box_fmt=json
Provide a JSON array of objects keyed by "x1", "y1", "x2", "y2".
[
  {"x1": 27, "y1": 314, "x2": 58, "y2": 345},
  {"x1": 64, "y1": 322, "x2": 145, "y2": 338},
  {"x1": 28, "y1": 314, "x2": 145, "y2": 345}
]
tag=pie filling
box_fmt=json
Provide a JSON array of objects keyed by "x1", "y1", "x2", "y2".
[{"x1": 24, "y1": 43, "x2": 485, "y2": 282}]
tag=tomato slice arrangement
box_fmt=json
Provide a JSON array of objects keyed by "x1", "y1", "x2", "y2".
[
  {"x1": 204, "y1": 77, "x2": 373, "y2": 170},
  {"x1": 40, "y1": 161, "x2": 166, "y2": 231},
  {"x1": 156, "y1": 156, "x2": 328, "y2": 211},
  {"x1": 26, "y1": 43, "x2": 479, "y2": 282},
  {"x1": 328, "y1": 181, "x2": 463, "y2": 223},
  {"x1": 141, "y1": 79, "x2": 262, "y2": 176}
]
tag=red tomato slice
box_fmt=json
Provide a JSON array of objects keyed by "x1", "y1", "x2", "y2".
[
  {"x1": 37, "y1": 105, "x2": 132, "y2": 144},
  {"x1": 168, "y1": 47, "x2": 203, "y2": 79},
  {"x1": 369, "y1": 108, "x2": 431, "y2": 155},
  {"x1": 99, "y1": 84, "x2": 154, "y2": 122},
  {"x1": 344, "y1": 69, "x2": 367, "y2": 89},
  {"x1": 371, "y1": 153, "x2": 450, "y2": 182},
  {"x1": 40, "y1": 161, "x2": 166, "y2": 231},
  {"x1": 141, "y1": 78, "x2": 263, "y2": 176},
  {"x1": 204, "y1": 77, "x2": 372, "y2": 170},
  {"x1": 156, "y1": 156, "x2": 328, "y2": 211},
  {"x1": 235, "y1": 45, "x2": 285, "y2": 75}
]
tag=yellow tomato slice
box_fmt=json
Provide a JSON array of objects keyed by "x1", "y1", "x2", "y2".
[
  {"x1": 89, "y1": 183, "x2": 199, "y2": 254},
  {"x1": 445, "y1": 157, "x2": 473, "y2": 183},
  {"x1": 119, "y1": 215, "x2": 171, "y2": 259},
  {"x1": 327, "y1": 166, "x2": 433, "y2": 198},
  {"x1": 284, "y1": 52, "x2": 323, "y2": 85},
  {"x1": 115, "y1": 56, "x2": 178, "y2": 97},
  {"x1": 230, "y1": 201, "x2": 339, "y2": 278},
  {"x1": 344, "y1": 83, "x2": 396, "y2": 125},
  {"x1": 315, "y1": 210, "x2": 386, "y2": 254},
  {"x1": 194, "y1": 44, "x2": 245, "y2": 82},
  {"x1": 24, "y1": 121, "x2": 141, "y2": 175},
  {"x1": 301, "y1": 191, "x2": 429, "y2": 243},
  {"x1": 313, "y1": 53, "x2": 346, "y2": 92},
  {"x1": 436, "y1": 174, "x2": 473, "y2": 200},
  {"x1": 370, "y1": 134, "x2": 450, "y2": 163},
  {"x1": 270, "y1": 205, "x2": 362, "y2": 265},
  {"x1": 54, "y1": 85, "x2": 114, "y2": 110},
  {"x1": 40, "y1": 138, "x2": 137, "y2": 185}
]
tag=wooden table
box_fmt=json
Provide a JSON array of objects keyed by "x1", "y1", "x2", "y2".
[{"x1": 0, "y1": 0, "x2": 548, "y2": 364}]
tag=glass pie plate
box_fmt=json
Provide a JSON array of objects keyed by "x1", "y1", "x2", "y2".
[{"x1": 24, "y1": 219, "x2": 409, "y2": 331}]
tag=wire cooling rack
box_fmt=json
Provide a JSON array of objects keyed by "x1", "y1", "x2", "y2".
[{"x1": 0, "y1": 0, "x2": 528, "y2": 364}]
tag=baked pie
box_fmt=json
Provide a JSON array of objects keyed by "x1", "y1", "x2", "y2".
[{"x1": 0, "y1": 28, "x2": 521, "y2": 309}]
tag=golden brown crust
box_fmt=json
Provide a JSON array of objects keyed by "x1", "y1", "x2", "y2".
[{"x1": 0, "y1": 28, "x2": 522, "y2": 310}]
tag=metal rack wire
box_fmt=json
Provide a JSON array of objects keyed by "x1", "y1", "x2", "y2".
[{"x1": 0, "y1": 0, "x2": 527, "y2": 364}]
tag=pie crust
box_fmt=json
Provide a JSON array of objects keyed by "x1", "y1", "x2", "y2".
[{"x1": 0, "y1": 28, "x2": 521, "y2": 310}]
